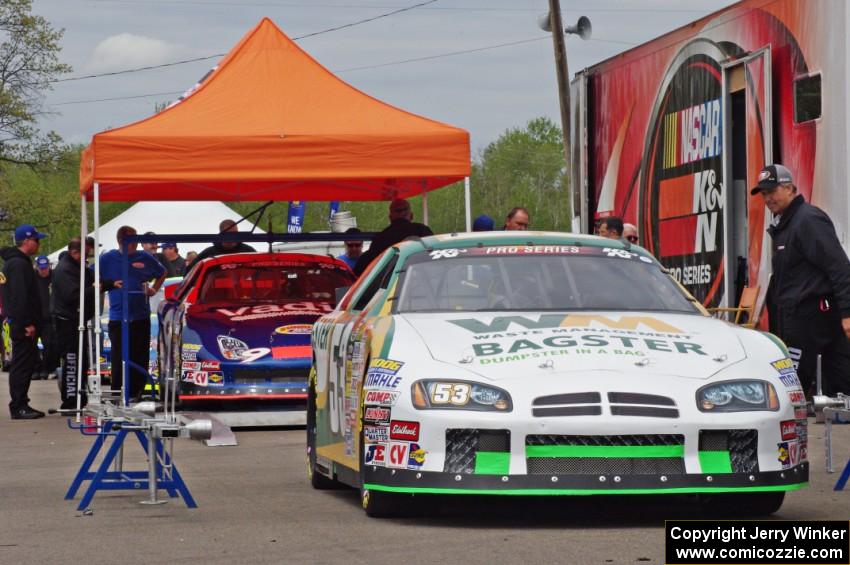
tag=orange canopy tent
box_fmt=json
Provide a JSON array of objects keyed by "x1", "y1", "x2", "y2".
[{"x1": 79, "y1": 18, "x2": 470, "y2": 202}]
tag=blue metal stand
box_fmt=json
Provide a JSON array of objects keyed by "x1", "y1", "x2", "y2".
[
  {"x1": 65, "y1": 420, "x2": 197, "y2": 510},
  {"x1": 835, "y1": 458, "x2": 850, "y2": 491}
]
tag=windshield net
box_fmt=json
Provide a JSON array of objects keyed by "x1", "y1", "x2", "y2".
[
  {"x1": 396, "y1": 246, "x2": 697, "y2": 313},
  {"x1": 198, "y1": 262, "x2": 353, "y2": 304}
]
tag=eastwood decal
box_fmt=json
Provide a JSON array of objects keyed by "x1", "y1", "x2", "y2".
[
  {"x1": 364, "y1": 359, "x2": 404, "y2": 389},
  {"x1": 216, "y1": 301, "x2": 333, "y2": 322},
  {"x1": 389, "y1": 420, "x2": 420, "y2": 441},
  {"x1": 275, "y1": 324, "x2": 313, "y2": 335}
]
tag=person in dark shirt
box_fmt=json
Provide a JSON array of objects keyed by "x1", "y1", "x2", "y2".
[
  {"x1": 337, "y1": 227, "x2": 363, "y2": 271},
  {"x1": 353, "y1": 199, "x2": 433, "y2": 276},
  {"x1": 33, "y1": 255, "x2": 58, "y2": 379},
  {"x1": 100, "y1": 225, "x2": 166, "y2": 402},
  {"x1": 1, "y1": 224, "x2": 47, "y2": 419},
  {"x1": 158, "y1": 242, "x2": 187, "y2": 278},
  {"x1": 753, "y1": 164, "x2": 850, "y2": 396},
  {"x1": 190, "y1": 219, "x2": 256, "y2": 267},
  {"x1": 599, "y1": 216, "x2": 625, "y2": 241}
]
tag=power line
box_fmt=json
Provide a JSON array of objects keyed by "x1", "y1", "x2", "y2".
[
  {"x1": 52, "y1": 0, "x2": 437, "y2": 83},
  {"x1": 48, "y1": 33, "x2": 636, "y2": 107}
]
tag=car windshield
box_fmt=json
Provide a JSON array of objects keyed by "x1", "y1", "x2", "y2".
[
  {"x1": 396, "y1": 246, "x2": 698, "y2": 313},
  {"x1": 198, "y1": 262, "x2": 353, "y2": 304}
]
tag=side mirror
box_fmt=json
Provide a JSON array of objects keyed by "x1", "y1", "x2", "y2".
[
  {"x1": 334, "y1": 286, "x2": 351, "y2": 304},
  {"x1": 164, "y1": 284, "x2": 180, "y2": 301}
]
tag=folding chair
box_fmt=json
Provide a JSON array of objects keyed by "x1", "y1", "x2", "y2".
[{"x1": 708, "y1": 285, "x2": 760, "y2": 328}]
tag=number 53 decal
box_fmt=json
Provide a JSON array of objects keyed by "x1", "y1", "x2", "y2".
[{"x1": 430, "y1": 383, "x2": 470, "y2": 405}]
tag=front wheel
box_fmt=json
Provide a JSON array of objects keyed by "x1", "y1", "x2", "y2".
[{"x1": 358, "y1": 407, "x2": 412, "y2": 517}]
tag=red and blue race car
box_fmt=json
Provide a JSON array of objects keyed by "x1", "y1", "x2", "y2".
[{"x1": 158, "y1": 252, "x2": 354, "y2": 408}]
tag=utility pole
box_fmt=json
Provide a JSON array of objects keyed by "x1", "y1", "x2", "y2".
[{"x1": 547, "y1": 0, "x2": 572, "y2": 178}]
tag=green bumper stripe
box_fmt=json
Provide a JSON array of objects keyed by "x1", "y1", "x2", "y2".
[
  {"x1": 699, "y1": 451, "x2": 733, "y2": 474},
  {"x1": 475, "y1": 452, "x2": 510, "y2": 475},
  {"x1": 525, "y1": 445, "x2": 684, "y2": 459},
  {"x1": 364, "y1": 483, "x2": 808, "y2": 496}
]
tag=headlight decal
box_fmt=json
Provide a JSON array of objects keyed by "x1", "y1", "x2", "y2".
[{"x1": 412, "y1": 380, "x2": 512, "y2": 412}]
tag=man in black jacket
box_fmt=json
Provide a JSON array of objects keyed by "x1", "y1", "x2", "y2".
[
  {"x1": 753, "y1": 164, "x2": 850, "y2": 396},
  {"x1": 52, "y1": 237, "x2": 97, "y2": 409},
  {"x1": 189, "y1": 219, "x2": 256, "y2": 267},
  {"x1": 34, "y1": 255, "x2": 57, "y2": 379},
  {"x1": 1, "y1": 224, "x2": 47, "y2": 419},
  {"x1": 353, "y1": 199, "x2": 433, "y2": 276}
]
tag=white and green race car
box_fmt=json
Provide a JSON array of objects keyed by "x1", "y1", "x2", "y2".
[{"x1": 308, "y1": 232, "x2": 808, "y2": 516}]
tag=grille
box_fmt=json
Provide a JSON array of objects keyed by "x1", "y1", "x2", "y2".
[
  {"x1": 527, "y1": 456, "x2": 684, "y2": 475},
  {"x1": 607, "y1": 392, "x2": 676, "y2": 406},
  {"x1": 699, "y1": 429, "x2": 759, "y2": 473},
  {"x1": 609, "y1": 391, "x2": 679, "y2": 418},
  {"x1": 532, "y1": 392, "x2": 601, "y2": 417},
  {"x1": 231, "y1": 368, "x2": 309, "y2": 385},
  {"x1": 444, "y1": 429, "x2": 510, "y2": 474},
  {"x1": 610, "y1": 406, "x2": 679, "y2": 418},
  {"x1": 525, "y1": 434, "x2": 685, "y2": 475}
]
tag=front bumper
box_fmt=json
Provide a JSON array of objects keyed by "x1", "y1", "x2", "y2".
[{"x1": 363, "y1": 463, "x2": 808, "y2": 495}]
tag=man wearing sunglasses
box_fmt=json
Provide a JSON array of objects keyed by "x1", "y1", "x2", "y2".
[
  {"x1": 623, "y1": 223, "x2": 639, "y2": 244},
  {"x1": 1, "y1": 224, "x2": 48, "y2": 419}
]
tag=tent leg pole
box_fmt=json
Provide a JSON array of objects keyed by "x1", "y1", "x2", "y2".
[
  {"x1": 93, "y1": 183, "x2": 103, "y2": 406},
  {"x1": 75, "y1": 195, "x2": 88, "y2": 421},
  {"x1": 422, "y1": 191, "x2": 429, "y2": 226},
  {"x1": 464, "y1": 177, "x2": 471, "y2": 232}
]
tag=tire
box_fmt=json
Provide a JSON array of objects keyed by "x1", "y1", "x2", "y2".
[
  {"x1": 700, "y1": 491, "x2": 785, "y2": 516},
  {"x1": 307, "y1": 374, "x2": 340, "y2": 490}
]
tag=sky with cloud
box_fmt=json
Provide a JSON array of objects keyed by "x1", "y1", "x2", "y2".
[{"x1": 35, "y1": 0, "x2": 736, "y2": 153}]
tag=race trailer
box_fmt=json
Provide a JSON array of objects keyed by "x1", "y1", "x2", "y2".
[{"x1": 570, "y1": 0, "x2": 848, "y2": 319}]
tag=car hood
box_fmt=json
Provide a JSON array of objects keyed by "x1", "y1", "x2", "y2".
[{"x1": 399, "y1": 311, "x2": 747, "y2": 381}]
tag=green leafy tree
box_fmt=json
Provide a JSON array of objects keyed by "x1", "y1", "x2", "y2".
[{"x1": 0, "y1": 0, "x2": 71, "y2": 166}]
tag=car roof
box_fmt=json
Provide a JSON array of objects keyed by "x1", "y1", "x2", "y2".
[
  {"x1": 198, "y1": 251, "x2": 348, "y2": 269},
  {"x1": 392, "y1": 231, "x2": 654, "y2": 262}
]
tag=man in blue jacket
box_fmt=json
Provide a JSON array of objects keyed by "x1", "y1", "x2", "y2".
[
  {"x1": 753, "y1": 164, "x2": 850, "y2": 396},
  {"x1": 1, "y1": 224, "x2": 47, "y2": 419},
  {"x1": 100, "y1": 226, "x2": 166, "y2": 402}
]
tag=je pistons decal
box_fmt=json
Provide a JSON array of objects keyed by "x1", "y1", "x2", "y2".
[{"x1": 640, "y1": 40, "x2": 727, "y2": 307}]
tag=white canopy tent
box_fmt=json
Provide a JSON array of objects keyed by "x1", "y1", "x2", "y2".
[{"x1": 48, "y1": 201, "x2": 264, "y2": 263}]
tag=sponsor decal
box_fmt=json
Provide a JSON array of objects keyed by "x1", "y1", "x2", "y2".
[
  {"x1": 215, "y1": 301, "x2": 333, "y2": 322},
  {"x1": 181, "y1": 352, "x2": 198, "y2": 361},
  {"x1": 364, "y1": 425, "x2": 389, "y2": 443},
  {"x1": 799, "y1": 441, "x2": 808, "y2": 462},
  {"x1": 389, "y1": 420, "x2": 420, "y2": 441},
  {"x1": 777, "y1": 442, "x2": 790, "y2": 469},
  {"x1": 182, "y1": 361, "x2": 201, "y2": 371},
  {"x1": 789, "y1": 442, "x2": 801, "y2": 466},
  {"x1": 364, "y1": 390, "x2": 400, "y2": 406},
  {"x1": 364, "y1": 406, "x2": 391, "y2": 425},
  {"x1": 364, "y1": 359, "x2": 405, "y2": 389},
  {"x1": 780, "y1": 420, "x2": 796, "y2": 441},
  {"x1": 408, "y1": 443, "x2": 427, "y2": 468},
  {"x1": 183, "y1": 371, "x2": 208, "y2": 386},
  {"x1": 182, "y1": 343, "x2": 202, "y2": 351},
  {"x1": 772, "y1": 358, "x2": 802, "y2": 389},
  {"x1": 201, "y1": 360, "x2": 221, "y2": 371},
  {"x1": 387, "y1": 442, "x2": 410, "y2": 468},
  {"x1": 787, "y1": 390, "x2": 806, "y2": 405},
  {"x1": 208, "y1": 373, "x2": 224, "y2": 384},
  {"x1": 450, "y1": 314, "x2": 684, "y2": 334},
  {"x1": 794, "y1": 407, "x2": 809, "y2": 420},
  {"x1": 472, "y1": 335, "x2": 704, "y2": 360},
  {"x1": 365, "y1": 444, "x2": 386, "y2": 466},
  {"x1": 429, "y1": 248, "x2": 467, "y2": 260},
  {"x1": 217, "y1": 335, "x2": 270, "y2": 363},
  {"x1": 275, "y1": 324, "x2": 313, "y2": 335}
]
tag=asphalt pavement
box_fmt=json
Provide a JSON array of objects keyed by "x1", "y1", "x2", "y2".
[{"x1": 1, "y1": 375, "x2": 848, "y2": 565}]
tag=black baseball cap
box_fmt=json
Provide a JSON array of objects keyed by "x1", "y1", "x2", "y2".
[{"x1": 751, "y1": 164, "x2": 794, "y2": 195}]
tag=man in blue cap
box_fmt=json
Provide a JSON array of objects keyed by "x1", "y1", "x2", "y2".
[
  {"x1": 34, "y1": 255, "x2": 58, "y2": 380},
  {"x1": 472, "y1": 215, "x2": 494, "y2": 232},
  {"x1": 1, "y1": 224, "x2": 47, "y2": 419}
]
